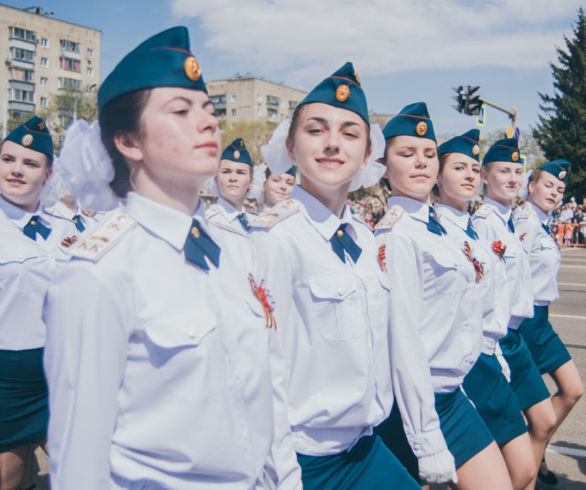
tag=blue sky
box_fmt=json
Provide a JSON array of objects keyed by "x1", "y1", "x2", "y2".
[{"x1": 4, "y1": 0, "x2": 583, "y2": 137}]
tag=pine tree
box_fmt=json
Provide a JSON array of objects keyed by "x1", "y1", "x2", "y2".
[{"x1": 533, "y1": 7, "x2": 586, "y2": 201}]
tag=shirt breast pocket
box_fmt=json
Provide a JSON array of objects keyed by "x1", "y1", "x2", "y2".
[
  {"x1": 430, "y1": 252, "x2": 467, "y2": 293},
  {"x1": 307, "y1": 273, "x2": 363, "y2": 341}
]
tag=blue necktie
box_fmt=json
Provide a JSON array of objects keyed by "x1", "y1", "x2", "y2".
[
  {"x1": 428, "y1": 207, "x2": 447, "y2": 236},
  {"x1": 237, "y1": 212, "x2": 251, "y2": 232},
  {"x1": 22, "y1": 215, "x2": 51, "y2": 241},
  {"x1": 184, "y1": 220, "x2": 221, "y2": 271},
  {"x1": 73, "y1": 214, "x2": 86, "y2": 232},
  {"x1": 466, "y1": 218, "x2": 479, "y2": 240},
  {"x1": 542, "y1": 223, "x2": 551, "y2": 236},
  {"x1": 330, "y1": 223, "x2": 362, "y2": 263},
  {"x1": 507, "y1": 216, "x2": 515, "y2": 233}
]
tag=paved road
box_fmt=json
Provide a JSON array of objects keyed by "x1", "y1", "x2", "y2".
[{"x1": 32, "y1": 248, "x2": 586, "y2": 489}]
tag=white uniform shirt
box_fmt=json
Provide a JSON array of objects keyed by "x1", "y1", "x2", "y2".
[
  {"x1": 43, "y1": 192, "x2": 297, "y2": 490},
  {"x1": 472, "y1": 197, "x2": 534, "y2": 329},
  {"x1": 251, "y1": 186, "x2": 394, "y2": 457},
  {"x1": 206, "y1": 197, "x2": 255, "y2": 274},
  {"x1": 514, "y1": 201, "x2": 561, "y2": 304},
  {"x1": 375, "y1": 197, "x2": 482, "y2": 395},
  {"x1": 0, "y1": 213, "x2": 57, "y2": 350},
  {"x1": 437, "y1": 204, "x2": 510, "y2": 355}
]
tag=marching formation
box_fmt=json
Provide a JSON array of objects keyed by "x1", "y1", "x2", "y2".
[{"x1": 0, "y1": 26, "x2": 582, "y2": 490}]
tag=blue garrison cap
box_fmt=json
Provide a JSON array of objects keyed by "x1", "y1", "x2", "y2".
[
  {"x1": 298, "y1": 62, "x2": 369, "y2": 124},
  {"x1": 438, "y1": 129, "x2": 481, "y2": 161},
  {"x1": 383, "y1": 102, "x2": 436, "y2": 142},
  {"x1": 98, "y1": 26, "x2": 207, "y2": 115},
  {"x1": 538, "y1": 159, "x2": 571, "y2": 183},
  {"x1": 4, "y1": 116, "x2": 53, "y2": 161},
  {"x1": 285, "y1": 166, "x2": 296, "y2": 177},
  {"x1": 221, "y1": 138, "x2": 253, "y2": 167},
  {"x1": 482, "y1": 138, "x2": 521, "y2": 166}
]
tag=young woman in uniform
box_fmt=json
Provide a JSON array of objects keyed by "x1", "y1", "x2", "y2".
[
  {"x1": 514, "y1": 160, "x2": 583, "y2": 484},
  {"x1": 375, "y1": 104, "x2": 512, "y2": 490},
  {"x1": 43, "y1": 26, "x2": 296, "y2": 489},
  {"x1": 262, "y1": 166, "x2": 296, "y2": 210},
  {"x1": 436, "y1": 130, "x2": 536, "y2": 489}
]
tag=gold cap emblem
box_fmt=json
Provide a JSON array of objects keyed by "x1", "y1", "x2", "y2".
[
  {"x1": 233, "y1": 150, "x2": 240, "y2": 160},
  {"x1": 335, "y1": 84, "x2": 350, "y2": 102},
  {"x1": 472, "y1": 144, "x2": 480, "y2": 156},
  {"x1": 511, "y1": 151, "x2": 519, "y2": 162},
  {"x1": 416, "y1": 121, "x2": 427, "y2": 136},
  {"x1": 22, "y1": 134, "x2": 33, "y2": 147},
  {"x1": 558, "y1": 170, "x2": 567, "y2": 180},
  {"x1": 184, "y1": 56, "x2": 202, "y2": 82}
]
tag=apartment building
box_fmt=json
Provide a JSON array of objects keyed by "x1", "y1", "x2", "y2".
[
  {"x1": 0, "y1": 3, "x2": 101, "y2": 124},
  {"x1": 207, "y1": 76, "x2": 307, "y2": 123}
]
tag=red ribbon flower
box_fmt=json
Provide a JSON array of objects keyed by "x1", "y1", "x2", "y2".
[{"x1": 492, "y1": 240, "x2": 506, "y2": 262}]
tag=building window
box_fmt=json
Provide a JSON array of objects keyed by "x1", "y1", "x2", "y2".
[
  {"x1": 87, "y1": 48, "x2": 93, "y2": 57},
  {"x1": 58, "y1": 77, "x2": 82, "y2": 91},
  {"x1": 267, "y1": 108, "x2": 278, "y2": 119},
  {"x1": 40, "y1": 57, "x2": 49, "y2": 67},
  {"x1": 10, "y1": 68, "x2": 34, "y2": 82},
  {"x1": 41, "y1": 38, "x2": 49, "y2": 48},
  {"x1": 266, "y1": 95, "x2": 280, "y2": 108},
  {"x1": 87, "y1": 67, "x2": 94, "y2": 77},
  {"x1": 230, "y1": 94, "x2": 237, "y2": 103},
  {"x1": 10, "y1": 88, "x2": 34, "y2": 103},
  {"x1": 231, "y1": 109, "x2": 237, "y2": 116},
  {"x1": 10, "y1": 27, "x2": 36, "y2": 43},
  {"x1": 257, "y1": 95, "x2": 262, "y2": 103},
  {"x1": 10, "y1": 47, "x2": 35, "y2": 63},
  {"x1": 41, "y1": 97, "x2": 48, "y2": 107},
  {"x1": 289, "y1": 101, "x2": 298, "y2": 110},
  {"x1": 40, "y1": 77, "x2": 48, "y2": 87},
  {"x1": 60, "y1": 39, "x2": 80, "y2": 54},
  {"x1": 60, "y1": 57, "x2": 81, "y2": 72}
]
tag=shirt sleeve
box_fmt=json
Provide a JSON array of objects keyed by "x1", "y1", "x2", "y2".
[
  {"x1": 380, "y1": 231, "x2": 448, "y2": 458},
  {"x1": 252, "y1": 230, "x2": 302, "y2": 490},
  {"x1": 43, "y1": 264, "x2": 131, "y2": 490}
]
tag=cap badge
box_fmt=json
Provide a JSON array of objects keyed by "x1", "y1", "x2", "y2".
[
  {"x1": 233, "y1": 150, "x2": 240, "y2": 160},
  {"x1": 335, "y1": 84, "x2": 350, "y2": 102},
  {"x1": 21, "y1": 134, "x2": 33, "y2": 147},
  {"x1": 416, "y1": 121, "x2": 427, "y2": 136},
  {"x1": 472, "y1": 144, "x2": 480, "y2": 155},
  {"x1": 558, "y1": 170, "x2": 567, "y2": 180},
  {"x1": 184, "y1": 56, "x2": 202, "y2": 82},
  {"x1": 512, "y1": 151, "x2": 519, "y2": 162}
]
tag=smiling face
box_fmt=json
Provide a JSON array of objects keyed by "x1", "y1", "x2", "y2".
[
  {"x1": 529, "y1": 170, "x2": 566, "y2": 214},
  {"x1": 481, "y1": 161, "x2": 523, "y2": 206},
  {"x1": 215, "y1": 160, "x2": 253, "y2": 210},
  {"x1": 264, "y1": 172, "x2": 295, "y2": 207},
  {"x1": 0, "y1": 140, "x2": 51, "y2": 212},
  {"x1": 437, "y1": 152, "x2": 481, "y2": 210},
  {"x1": 383, "y1": 135, "x2": 438, "y2": 202},
  {"x1": 286, "y1": 103, "x2": 370, "y2": 201}
]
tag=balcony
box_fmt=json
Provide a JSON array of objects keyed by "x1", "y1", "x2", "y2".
[{"x1": 8, "y1": 100, "x2": 35, "y2": 112}]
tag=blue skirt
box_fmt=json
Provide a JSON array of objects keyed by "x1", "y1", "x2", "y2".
[
  {"x1": 499, "y1": 328, "x2": 550, "y2": 410},
  {"x1": 463, "y1": 353, "x2": 527, "y2": 445},
  {"x1": 297, "y1": 433, "x2": 419, "y2": 489},
  {"x1": 435, "y1": 389, "x2": 494, "y2": 468},
  {"x1": 0, "y1": 348, "x2": 48, "y2": 452},
  {"x1": 519, "y1": 305, "x2": 572, "y2": 374}
]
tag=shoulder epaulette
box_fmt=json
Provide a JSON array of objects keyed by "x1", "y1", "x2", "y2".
[
  {"x1": 473, "y1": 205, "x2": 492, "y2": 219},
  {"x1": 64, "y1": 209, "x2": 136, "y2": 261},
  {"x1": 375, "y1": 206, "x2": 404, "y2": 231},
  {"x1": 515, "y1": 203, "x2": 532, "y2": 220},
  {"x1": 249, "y1": 199, "x2": 300, "y2": 228},
  {"x1": 205, "y1": 204, "x2": 221, "y2": 220}
]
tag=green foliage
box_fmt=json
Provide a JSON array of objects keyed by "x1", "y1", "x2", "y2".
[
  {"x1": 219, "y1": 119, "x2": 278, "y2": 165},
  {"x1": 533, "y1": 7, "x2": 586, "y2": 200}
]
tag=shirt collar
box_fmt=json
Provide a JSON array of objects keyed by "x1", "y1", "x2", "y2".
[
  {"x1": 0, "y1": 194, "x2": 43, "y2": 228},
  {"x1": 216, "y1": 197, "x2": 242, "y2": 222},
  {"x1": 484, "y1": 197, "x2": 511, "y2": 224},
  {"x1": 125, "y1": 192, "x2": 204, "y2": 252},
  {"x1": 291, "y1": 185, "x2": 353, "y2": 240},
  {"x1": 387, "y1": 195, "x2": 429, "y2": 223},
  {"x1": 528, "y1": 201, "x2": 549, "y2": 225},
  {"x1": 436, "y1": 203, "x2": 469, "y2": 230}
]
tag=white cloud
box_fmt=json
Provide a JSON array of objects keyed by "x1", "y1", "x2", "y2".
[{"x1": 170, "y1": 0, "x2": 582, "y2": 84}]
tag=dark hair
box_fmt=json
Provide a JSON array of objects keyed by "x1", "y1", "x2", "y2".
[
  {"x1": 288, "y1": 103, "x2": 372, "y2": 154},
  {"x1": 265, "y1": 166, "x2": 272, "y2": 179},
  {"x1": 99, "y1": 90, "x2": 151, "y2": 197},
  {"x1": 528, "y1": 168, "x2": 545, "y2": 184}
]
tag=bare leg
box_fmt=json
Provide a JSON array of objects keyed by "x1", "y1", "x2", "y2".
[
  {"x1": 450, "y1": 441, "x2": 513, "y2": 490},
  {"x1": 499, "y1": 433, "x2": 536, "y2": 490},
  {"x1": 523, "y1": 398, "x2": 557, "y2": 488},
  {"x1": 0, "y1": 445, "x2": 28, "y2": 490}
]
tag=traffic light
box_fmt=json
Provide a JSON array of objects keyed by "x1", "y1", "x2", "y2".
[
  {"x1": 452, "y1": 86, "x2": 466, "y2": 113},
  {"x1": 465, "y1": 85, "x2": 482, "y2": 115}
]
